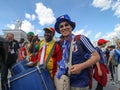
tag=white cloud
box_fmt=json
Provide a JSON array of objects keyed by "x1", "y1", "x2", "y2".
[
  {"x1": 35, "y1": 3, "x2": 55, "y2": 25},
  {"x1": 103, "y1": 32, "x2": 117, "y2": 39},
  {"x1": 25, "y1": 13, "x2": 31, "y2": 20},
  {"x1": 92, "y1": 0, "x2": 112, "y2": 11},
  {"x1": 73, "y1": 29, "x2": 84, "y2": 35},
  {"x1": 85, "y1": 30, "x2": 92, "y2": 37},
  {"x1": 92, "y1": 0, "x2": 120, "y2": 18},
  {"x1": 25, "y1": 13, "x2": 36, "y2": 20},
  {"x1": 35, "y1": 29, "x2": 42, "y2": 35},
  {"x1": 73, "y1": 29, "x2": 92, "y2": 37},
  {"x1": 21, "y1": 20, "x2": 34, "y2": 33},
  {"x1": 31, "y1": 14, "x2": 36, "y2": 20},
  {"x1": 99, "y1": 24, "x2": 120, "y2": 39},
  {"x1": 6, "y1": 24, "x2": 15, "y2": 29},
  {"x1": 91, "y1": 0, "x2": 120, "y2": 41},
  {"x1": 110, "y1": 24, "x2": 120, "y2": 39},
  {"x1": 114, "y1": 24, "x2": 120, "y2": 34},
  {"x1": 95, "y1": 32, "x2": 101, "y2": 39},
  {"x1": 112, "y1": 1, "x2": 120, "y2": 18},
  {"x1": 6, "y1": 20, "x2": 39, "y2": 34},
  {"x1": 112, "y1": 1, "x2": 120, "y2": 10}
]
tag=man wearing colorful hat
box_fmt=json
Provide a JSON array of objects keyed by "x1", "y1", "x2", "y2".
[
  {"x1": 54, "y1": 14, "x2": 100, "y2": 90},
  {"x1": 93, "y1": 39, "x2": 109, "y2": 90},
  {"x1": 25, "y1": 31, "x2": 38, "y2": 65},
  {"x1": 36, "y1": 27, "x2": 62, "y2": 79}
]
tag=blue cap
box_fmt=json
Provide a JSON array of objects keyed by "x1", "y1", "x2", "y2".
[{"x1": 54, "y1": 14, "x2": 75, "y2": 34}]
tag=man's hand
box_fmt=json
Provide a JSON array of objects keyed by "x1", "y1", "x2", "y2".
[
  {"x1": 98, "y1": 68, "x2": 102, "y2": 76},
  {"x1": 70, "y1": 64, "x2": 83, "y2": 74}
]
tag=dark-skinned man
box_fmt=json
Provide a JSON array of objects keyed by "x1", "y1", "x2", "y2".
[{"x1": 36, "y1": 27, "x2": 62, "y2": 81}]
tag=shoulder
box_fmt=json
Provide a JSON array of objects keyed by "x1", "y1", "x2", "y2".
[
  {"x1": 13, "y1": 39, "x2": 19, "y2": 43},
  {"x1": 110, "y1": 49, "x2": 114, "y2": 55},
  {"x1": 95, "y1": 47, "x2": 100, "y2": 51},
  {"x1": 55, "y1": 41, "x2": 61, "y2": 47},
  {"x1": 74, "y1": 34, "x2": 81, "y2": 40},
  {"x1": 74, "y1": 34, "x2": 90, "y2": 42},
  {"x1": 40, "y1": 40, "x2": 45, "y2": 45},
  {"x1": 75, "y1": 34, "x2": 93, "y2": 46},
  {"x1": 13, "y1": 39, "x2": 19, "y2": 45}
]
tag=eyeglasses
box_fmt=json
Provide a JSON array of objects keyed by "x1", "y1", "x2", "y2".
[{"x1": 59, "y1": 23, "x2": 70, "y2": 29}]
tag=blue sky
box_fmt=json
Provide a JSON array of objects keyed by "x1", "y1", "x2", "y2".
[{"x1": 0, "y1": 0, "x2": 120, "y2": 41}]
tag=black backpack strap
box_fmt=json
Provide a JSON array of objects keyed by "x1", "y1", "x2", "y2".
[{"x1": 74, "y1": 34, "x2": 85, "y2": 53}]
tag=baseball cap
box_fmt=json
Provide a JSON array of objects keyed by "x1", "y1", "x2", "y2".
[
  {"x1": 43, "y1": 27, "x2": 55, "y2": 34},
  {"x1": 97, "y1": 39, "x2": 109, "y2": 45},
  {"x1": 54, "y1": 14, "x2": 75, "y2": 34},
  {"x1": 27, "y1": 32, "x2": 34, "y2": 36}
]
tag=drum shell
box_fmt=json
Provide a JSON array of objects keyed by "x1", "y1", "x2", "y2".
[
  {"x1": 9, "y1": 65, "x2": 55, "y2": 90},
  {"x1": 11, "y1": 60, "x2": 29, "y2": 76}
]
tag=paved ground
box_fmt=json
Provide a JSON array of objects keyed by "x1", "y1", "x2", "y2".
[
  {"x1": 0, "y1": 73, "x2": 120, "y2": 90},
  {"x1": 92, "y1": 78, "x2": 120, "y2": 90},
  {"x1": 92, "y1": 74, "x2": 120, "y2": 90}
]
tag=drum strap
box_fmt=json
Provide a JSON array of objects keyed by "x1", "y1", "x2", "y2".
[
  {"x1": 40, "y1": 44, "x2": 46, "y2": 65},
  {"x1": 67, "y1": 39, "x2": 73, "y2": 76},
  {"x1": 43, "y1": 42, "x2": 56, "y2": 68}
]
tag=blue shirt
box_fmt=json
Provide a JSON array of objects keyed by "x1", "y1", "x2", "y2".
[
  {"x1": 95, "y1": 47, "x2": 106, "y2": 64},
  {"x1": 58, "y1": 34, "x2": 96, "y2": 88}
]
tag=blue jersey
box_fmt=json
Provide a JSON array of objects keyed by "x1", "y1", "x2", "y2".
[
  {"x1": 58, "y1": 34, "x2": 96, "y2": 88},
  {"x1": 95, "y1": 47, "x2": 106, "y2": 64}
]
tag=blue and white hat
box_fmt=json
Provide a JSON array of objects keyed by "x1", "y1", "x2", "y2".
[{"x1": 54, "y1": 14, "x2": 76, "y2": 34}]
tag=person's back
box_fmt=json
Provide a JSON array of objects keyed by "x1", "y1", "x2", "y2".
[
  {"x1": 7, "y1": 39, "x2": 20, "y2": 64},
  {"x1": 19, "y1": 42, "x2": 27, "y2": 61},
  {"x1": 94, "y1": 39, "x2": 109, "y2": 90},
  {"x1": 0, "y1": 37, "x2": 9, "y2": 71},
  {"x1": 104, "y1": 47, "x2": 110, "y2": 64},
  {"x1": 114, "y1": 48, "x2": 120, "y2": 83},
  {"x1": 114, "y1": 39, "x2": 120, "y2": 89},
  {"x1": 1, "y1": 33, "x2": 20, "y2": 90},
  {"x1": 110, "y1": 49, "x2": 118, "y2": 66}
]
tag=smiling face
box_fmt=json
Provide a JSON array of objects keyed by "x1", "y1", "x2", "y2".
[
  {"x1": 27, "y1": 35, "x2": 33, "y2": 42},
  {"x1": 59, "y1": 21, "x2": 73, "y2": 39},
  {"x1": 44, "y1": 29, "x2": 54, "y2": 42}
]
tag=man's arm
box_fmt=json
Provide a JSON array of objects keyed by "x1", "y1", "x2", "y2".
[
  {"x1": 107, "y1": 51, "x2": 114, "y2": 66},
  {"x1": 70, "y1": 51, "x2": 100, "y2": 74}
]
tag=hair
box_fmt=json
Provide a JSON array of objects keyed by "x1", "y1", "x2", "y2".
[
  {"x1": 115, "y1": 39, "x2": 120, "y2": 46},
  {"x1": 108, "y1": 45, "x2": 115, "y2": 49},
  {"x1": 6, "y1": 33, "x2": 14, "y2": 38},
  {"x1": 19, "y1": 38, "x2": 25, "y2": 43}
]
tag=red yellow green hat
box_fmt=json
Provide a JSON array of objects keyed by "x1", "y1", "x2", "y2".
[{"x1": 43, "y1": 27, "x2": 55, "y2": 34}]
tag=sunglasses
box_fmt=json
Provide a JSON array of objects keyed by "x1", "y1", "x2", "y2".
[{"x1": 59, "y1": 23, "x2": 70, "y2": 29}]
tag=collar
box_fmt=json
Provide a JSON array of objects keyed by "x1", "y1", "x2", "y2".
[
  {"x1": 63, "y1": 34, "x2": 75, "y2": 42},
  {"x1": 44, "y1": 40, "x2": 55, "y2": 45}
]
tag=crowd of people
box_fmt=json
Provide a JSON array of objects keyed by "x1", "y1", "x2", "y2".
[{"x1": 0, "y1": 14, "x2": 120, "y2": 90}]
